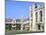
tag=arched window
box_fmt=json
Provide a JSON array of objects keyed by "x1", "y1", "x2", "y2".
[
  {"x1": 38, "y1": 24, "x2": 40, "y2": 30},
  {"x1": 40, "y1": 11, "x2": 42, "y2": 21},
  {"x1": 36, "y1": 12, "x2": 37, "y2": 22}
]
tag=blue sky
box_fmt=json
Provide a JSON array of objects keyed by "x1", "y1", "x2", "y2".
[{"x1": 5, "y1": 0, "x2": 44, "y2": 19}]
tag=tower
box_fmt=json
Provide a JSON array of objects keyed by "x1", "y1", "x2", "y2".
[{"x1": 29, "y1": 3, "x2": 45, "y2": 31}]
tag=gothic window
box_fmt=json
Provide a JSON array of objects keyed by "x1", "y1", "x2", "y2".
[
  {"x1": 36, "y1": 12, "x2": 37, "y2": 22},
  {"x1": 40, "y1": 11, "x2": 42, "y2": 21},
  {"x1": 38, "y1": 24, "x2": 40, "y2": 30},
  {"x1": 42, "y1": 25, "x2": 44, "y2": 30}
]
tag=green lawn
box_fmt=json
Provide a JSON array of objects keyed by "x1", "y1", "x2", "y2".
[{"x1": 5, "y1": 30, "x2": 44, "y2": 35}]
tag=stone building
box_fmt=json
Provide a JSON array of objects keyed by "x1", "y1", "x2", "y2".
[
  {"x1": 29, "y1": 3, "x2": 45, "y2": 31},
  {"x1": 5, "y1": 3, "x2": 45, "y2": 32}
]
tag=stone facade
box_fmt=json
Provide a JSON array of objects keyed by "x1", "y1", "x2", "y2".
[{"x1": 29, "y1": 3, "x2": 45, "y2": 31}]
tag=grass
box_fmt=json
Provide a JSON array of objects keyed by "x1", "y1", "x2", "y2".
[{"x1": 5, "y1": 30, "x2": 44, "y2": 35}]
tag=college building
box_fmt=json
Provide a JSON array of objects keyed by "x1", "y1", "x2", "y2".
[{"x1": 5, "y1": 3, "x2": 45, "y2": 32}]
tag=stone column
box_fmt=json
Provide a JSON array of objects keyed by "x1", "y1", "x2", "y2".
[{"x1": 32, "y1": 11, "x2": 36, "y2": 31}]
